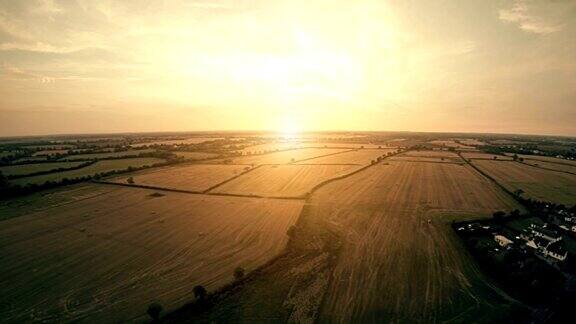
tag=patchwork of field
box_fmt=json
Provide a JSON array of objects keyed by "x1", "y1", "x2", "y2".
[
  {"x1": 312, "y1": 161, "x2": 522, "y2": 323},
  {"x1": 131, "y1": 137, "x2": 223, "y2": 147},
  {"x1": 457, "y1": 139, "x2": 486, "y2": 146},
  {"x1": 0, "y1": 186, "x2": 303, "y2": 323},
  {"x1": 240, "y1": 142, "x2": 304, "y2": 154},
  {"x1": 401, "y1": 150, "x2": 460, "y2": 158},
  {"x1": 461, "y1": 152, "x2": 513, "y2": 160},
  {"x1": 521, "y1": 159, "x2": 576, "y2": 174},
  {"x1": 173, "y1": 151, "x2": 219, "y2": 160},
  {"x1": 11, "y1": 158, "x2": 164, "y2": 186},
  {"x1": 225, "y1": 148, "x2": 351, "y2": 165},
  {"x1": 0, "y1": 161, "x2": 86, "y2": 177},
  {"x1": 388, "y1": 156, "x2": 463, "y2": 164},
  {"x1": 301, "y1": 142, "x2": 387, "y2": 149},
  {"x1": 429, "y1": 140, "x2": 475, "y2": 149},
  {"x1": 32, "y1": 149, "x2": 69, "y2": 156},
  {"x1": 295, "y1": 149, "x2": 396, "y2": 165},
  {"x1": 516, "y1": 154, "x2": 576, "y2": 167},
  {"x1": 62, "y1": 149, "x2": 155, "y2": 160},
  {"x1": 472, "y1": 160, "x2": 576, "y2": 205},
  {"x1": 212, "y1": 164, "x2": 362, "y2": 197},
  {"x1": 111, "y1": 164, "x2": 248, "y2": 192}
]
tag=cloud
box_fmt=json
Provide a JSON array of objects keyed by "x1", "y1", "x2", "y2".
[
  {"x1": 1, "y1": 63, "x2": 54, "y2": 82},
  {"x1": 498, "y1": 0, "x2": 564, "y2": 34}
]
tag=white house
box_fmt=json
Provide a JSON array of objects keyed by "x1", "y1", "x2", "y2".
[{"x1": 494, "y1": 235, "x2": 513, "y2": 247}]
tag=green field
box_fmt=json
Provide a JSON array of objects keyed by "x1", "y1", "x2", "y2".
[
  {"x1": 0, "y1": 162, "x2": 86, "y2": 177},
  {"x1": 11, "y1": 158, "x2": 165, "y2": 185}
]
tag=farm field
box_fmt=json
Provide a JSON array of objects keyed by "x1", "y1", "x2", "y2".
[
  {"x1": 388, "y1": 155, "x2": 463, "y2": 164},
  {"x1": 521, "y1": 159, "x2": 576, "y2": 174},
  {"x1": 457, "y1": 139, "x2": 486, "y2": 146},
  {"x1": 0, "y1": 185, "x2": 303, "y2": 323},
  {"x1": 223, "y1": 148, "x2": 351, "y2": 165},
  {"x1": 173, "y1": 151, "x2": 219, "y2": 160},
  {"x1": 212, "y1": 164, "x2": 362, "y2": 197},
  {"x1": 240, "y1": 142, "x2": 304, "y2": 154},
  {"x1": 0, "y1": 161, "x2": 86, "y2": 177},
  {"x1": 401, "y1": 150, "x2": 460, "y2": 158},
  {"x1": 300, "y1": 142, "x2": 388, "y2": 149},
  {"x1": 11, "y1": 158, "x2": 164, "y2": 186},
  {"x1": 296, "y1": 149, "x2": 396, "y2": 165},
  {"x1": 514, "y1": 154, "x2": 576, "y2": 167},
  {"x1": 110, "y1": 164, "x2": 248, "y2": 192},
  {"x1": 312, "y1": 161, "x2": 523, "y2": 323},
  {"x1": 472, "y1": 160, "x2": 576, "y2": 205},
  {"x1": 429, "y1": 140, "x2": 475, "y2": 149},
  {"x1": 131, "y1": 137, "x2": 223, "y2": 147},
  {"x1": 62, "y1": 149, "x2": 155, "y2": 160},
  {"x1": 461, "y1": 152, "x2": 513, "y2": 160},
  {"x1": 33, "y1": 149, "x2": 68, "y2": 156}
]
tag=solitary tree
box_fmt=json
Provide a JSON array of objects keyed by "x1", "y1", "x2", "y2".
[
  {"x1": 193, "y1": 285, "x2": 207, "y2": 300},
  {"x1": 127, "y1": 176, "x2": 135, "y2": 184},
  {"x1": 147, "y1": 302, "x2": 163, "y2": 321},
  {"x1": 234, "y1": 266, "x2": 245, "y2": 280}
]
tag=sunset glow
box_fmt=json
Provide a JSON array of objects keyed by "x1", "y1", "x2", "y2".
[{"x1": 1, "y1": 0, "x2": 575, "y2": 136}]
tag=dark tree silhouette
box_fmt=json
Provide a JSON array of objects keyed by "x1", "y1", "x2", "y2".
[
  {"x1": 193, "y1": 285, "x2": 207, "y2": 300},
  {"x1": 234, "y1": 266, "x2": 245, "y2": 280},
  {"x1": 147, "y1": 302, "x2": 162, "y2": 321}
]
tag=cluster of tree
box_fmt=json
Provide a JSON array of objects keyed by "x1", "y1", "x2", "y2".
[
  {"x1": 5, "y1": 161, "x2": 96, "y2": 180},
  {"x1": 0, "y1": 162, "x2": 169, "y2": 199}
]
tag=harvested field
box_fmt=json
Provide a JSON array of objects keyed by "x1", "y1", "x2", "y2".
[
  {"x1": 173, "y1": 151, "x2": 219, "y2": 160},
  {"x1": 11, "y1": 158, "x2": 164, "y2": 186},
  {"x1": 131, "y1": 137, "x2": 223, "y2": 147},
  {"x1": 401, "y1": 150, "x2": 460, "y2": 159},
  {"x1": 313, "y1": 161, "x2": 523, "y2": 323},
  {"x1": 62, "y1": 149, "x2": 155, "y2": 160},
  {"x1": 212, "y1": 164, "x2": 362, "y2": 197},
  {"x1": 429, "y1": 140, "x2": 475, "y2": 149},
  {"x1": 521, "y1": 159, "x2": 576, "y2": 174},
  {"x1": 0, "y1": 161, "x2": 86, "y2": 177},
  {"x1": 301, "y1": 142, "x2": 388, "y2": 149},
  {"x1": 461, "y1": 152, "x2": 513, "y2": 160},
  {"x1": 296, "y1": 149, "x2": 396, "y2": 165},
  {"x1": 0, "y1": 185, "x2": 303, "y2": 323},
  {"x1": 472, "y1": 160, "x2": 576, "y2": 205},
  {"x1": 515, "y1": 154, "x2": 576, "y2": 167},
  {"x1": 110, "y1": 164, "x2": 248, "y2": 192},
  {"x1": 224, "y1": 148, "x2": 351, "y2": 165},
  {"x1": 458, "y1": 139, "x2": 486, "y2": 146},
  {"x1": 240, "y1": 142, "x2": 304, "y2": 154},
  {"x1": 32, "y1": 149, "x2": 68, "y2": 156},
  {"x1": 388, "y1": 156, "x2": 463, "y2": 164}
]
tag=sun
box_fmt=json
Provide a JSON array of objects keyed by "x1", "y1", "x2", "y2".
[{"x1": 278, "y1": 118, "x2": 302, "y2": 139}]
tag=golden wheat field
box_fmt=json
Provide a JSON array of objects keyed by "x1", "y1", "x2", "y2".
[
  {"x1": 212, "y1": 164, "x2": 362, "y2": 197},
  {"x1": 225, "y1": 148, "x2": 352, "y2": 165},
  {"x1": 0, "y1": 185, "x2": 303, "y2": 323},
  {"x1": 295, "y1": 149, "x2": 396, "y2": 165},
  {"x1": 309, "y1": 161, "x2": 522, "y2": 323},
  {"x1": 461, "y1": 152, "x2": 513, "y2": 160},
  {"x1": 473, "y1": 160, "x2": 576, "y2": 205},
  {"x1": 110, "y1": 164, "x2": 249, "y2": 192}
]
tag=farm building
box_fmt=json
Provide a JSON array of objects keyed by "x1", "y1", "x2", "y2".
[{"x1": 494, "y1": 235, "x2": 514, "y2": 247}]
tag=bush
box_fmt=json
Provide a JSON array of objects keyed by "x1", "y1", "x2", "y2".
[
  {"x1": 234, "y1": 266, "x2": 245, "y2": 280},
  {"x1": 147, "y1": 302, "x2": 162, "y2": 321},
  {"x1": 193, "y1": 285, "x2": 207, "y2": 300}
]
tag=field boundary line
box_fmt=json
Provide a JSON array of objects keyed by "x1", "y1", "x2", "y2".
[
  {"x1": 523, "y1": 157, "x2": 576, "y2": 168},
  {"x1": 202, "y1": 165, "x2": 264, "y2": 193},
  {"x1": 457, "y1": 152, "x2": 524, "y2": 205},
  {"x1": 387, "y1": 159, "x2": 464, "y2": 165},
  {"x1": 517, "y1": 160, "x2": 576, "y2": 176},
  {"x1": 92, "y1": 180, "x2": 305, "y2": 200},
  {"x1": 289, "y1": 148, "x2": 357, "y2": 164}
]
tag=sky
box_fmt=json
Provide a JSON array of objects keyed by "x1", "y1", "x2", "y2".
[{"x1": 0, "y1": 0, "x2": 575, "y2": 136}]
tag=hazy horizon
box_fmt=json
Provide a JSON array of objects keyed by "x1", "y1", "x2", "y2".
[{"x1": 1, "y1": 0, "x2": 575, "y2": 137}]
